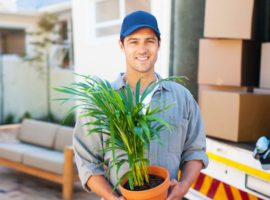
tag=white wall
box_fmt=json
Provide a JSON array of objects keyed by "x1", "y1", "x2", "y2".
[
  {"x1": 1, "y1": 56, "x2": 74, "y2": 122},
  {"x1": 72, "y1": 0, "x2": 171, "y2": 81},
  {"x1": 72, "y1": 0, "x2": 122, "y2": 81},
  {"x1": 50, "y1": 67, "x2": 75, "y2": 121},
  {"x1": 152, "y1": 0, "x2": 171, "y2": 78},
  {"x1": 3, "y1": 56, "x2": 47, "y2": 121}
]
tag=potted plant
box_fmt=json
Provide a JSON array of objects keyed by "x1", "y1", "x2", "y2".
[{"x1": 56, "y1": 74, "x2": 184, "y2": 200}]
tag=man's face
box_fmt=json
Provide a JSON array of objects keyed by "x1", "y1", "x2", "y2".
[{"x1": 120, "y1": 28, "x2": 160, "y2": 75}]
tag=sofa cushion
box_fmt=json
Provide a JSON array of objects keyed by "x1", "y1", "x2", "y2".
[
  {"x1": 22, "y1": 149, "x2": 64, "y2": 174},
  {"x1": 54, "y1": 126, "x2": 73, "y2": 151},
  {"x1": 0, "y1": 142, "x2": 46, "y2": 162},
  {"x1": 18, "y1": 119, "x2": 58, "y2": 148}
]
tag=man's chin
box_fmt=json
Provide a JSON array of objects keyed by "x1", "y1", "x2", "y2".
[
  {"x1": 136, "y1": 68, "x2": 153, "y2": 74},
  {"x1": 135, "y1": 65, "x2": 152, "y2": 71}
]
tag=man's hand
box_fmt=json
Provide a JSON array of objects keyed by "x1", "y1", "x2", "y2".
[
  {"x1": 87, "y1": 175, "x2": 126, "y2": 200},
  {"x1": 167, "y1": 160, "x2": 203, "y2": 200},
  {"x1": 166, "y1": 179, "x2": 189, "y2": 200}
]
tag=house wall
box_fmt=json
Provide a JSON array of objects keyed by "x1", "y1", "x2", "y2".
[
  {"x1": 0, "y1": 13, "x2": 39, "y2": 30},
  {"x1": 50, "y1": 67, "x2": 75, "y2": 121},
  {"x1": 72, "y1": 0, "x2": 172, "y2": 81},
  {"x1": 2, "y1": 56, "x2": 74, "y2": 122},
  {"x1": 2, "y1": 55, "x2": 47, "y2": 121},
  {"x1": 0, "y1": 12, "x2": 75, "y2": 123}
]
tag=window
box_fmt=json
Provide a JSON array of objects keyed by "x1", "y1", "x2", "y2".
[
  {"x1": 95, "y1": 0, "x2": 120, "y2": 23},
  {"x1": 48, "y1": 18, "x2": 73, "y2": 70},
  {"x1": 58, "y1": 20, "x2": 73, "y2": 69},
  {"x1": 93, "y1": 0, "x2": 151, "y2": 38},
  {"x1": 0, "y1": 28, "x2": 25, "y2": 55},
  {"x1": 125, "y1": 0, "x2": 151, "y2": 14}
]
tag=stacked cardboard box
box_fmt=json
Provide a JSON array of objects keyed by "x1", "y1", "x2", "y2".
[
  {"x1": 201, "y1": 91, "x2": 270, "y2": 142},
  {"x1": 198, "y1": 39, "x2": 260, "y2": 86},
  {"x1": 204, "y1": 0, "x2": 255, "y2": 39},
  {"x1": 198, "y1": 85, "x2": 252, "y2": 107},
  {"x1": 198, "y1": 0, "x2": 270, "y2": 141}
]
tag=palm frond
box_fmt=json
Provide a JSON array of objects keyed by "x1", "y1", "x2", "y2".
[{"x1": 55, "y1": 74, "x2": 185, "y2": 190}]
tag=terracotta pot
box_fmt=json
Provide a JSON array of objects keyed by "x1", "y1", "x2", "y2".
[{"x1": 119, "y1": 165, "x2": 170, "y2": 200}]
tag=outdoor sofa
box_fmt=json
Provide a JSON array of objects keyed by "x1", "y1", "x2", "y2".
[{"x1": 0, "y1": 119, "x2": 79, "y2": 200}]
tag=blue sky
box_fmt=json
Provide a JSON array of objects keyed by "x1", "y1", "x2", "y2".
[{"x1": 16, "y1": 0, "x2": 70, "y2": 10}]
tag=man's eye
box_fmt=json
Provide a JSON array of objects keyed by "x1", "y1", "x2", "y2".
[{"x1": 148, "y1": 40, "x2": 155, "y2": 43}]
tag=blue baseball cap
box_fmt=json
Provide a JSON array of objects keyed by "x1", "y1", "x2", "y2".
[{"x1": 120, "y1": 10, "x2": 160, "y2": 40}]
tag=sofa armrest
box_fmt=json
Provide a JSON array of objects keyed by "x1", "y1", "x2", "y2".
[
  {"x1": 0, "y1": 124, "x2": 21, "y2": 140},
  {"x1": 0, "y1": 124, "x2": 21, "y2": 132}
]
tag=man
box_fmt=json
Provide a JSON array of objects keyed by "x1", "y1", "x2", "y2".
[{"x1": 73, "y1": 10, "x2": 208, "y2": 200}]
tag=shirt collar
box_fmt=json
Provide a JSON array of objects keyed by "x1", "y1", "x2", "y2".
[{"x1": 111, "y1": 72, "x2": 170, "y2": 92}]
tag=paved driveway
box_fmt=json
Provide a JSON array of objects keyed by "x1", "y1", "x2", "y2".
[{"x1": 0, "y1": 167, "x2": 99, "y2": 200}]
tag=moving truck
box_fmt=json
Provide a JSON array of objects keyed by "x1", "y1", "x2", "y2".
[{"x1": 186, "y1": 137, "x2": 270, "y2": 200}]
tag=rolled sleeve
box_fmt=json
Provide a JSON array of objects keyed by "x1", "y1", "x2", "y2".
[
  {"x1": 73, "y1": 116, "x2": 105, "y2": 192},
  {"x1": 180, "y1": 149, "x2": 208, "y2": 169},
  {"x1": 180, "y1": 93, "x2": 209, "y2": 169}
]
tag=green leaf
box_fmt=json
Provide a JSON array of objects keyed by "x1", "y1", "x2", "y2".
[
  {"x1": 135, "y1": 79, "x2": 141, "y2": 104},
  {"x1": 133, "y1": 126, "x2": 145, "y2": 142},
  {"x1": 140, "y1": 80, "x2": 157, "y2": 102},
  {"x1": 138, "y1": 119, "x2": 151, "y2": 141},
  {"x1": 128, "y1": 173, "x2": 134, "y2": 190},
  {"x1": 126, "y1": 83, "x2": 134, "y2": 111},
  {"x1": 113, "y1": 170, "x2": 131, "y2": 191}
]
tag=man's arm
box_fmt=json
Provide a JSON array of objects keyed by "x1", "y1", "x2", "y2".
[
  {"x1": 74, "y1": 117, "x2": 126, "y2": 199},
  {"x1": 167, "y1": 90, "x2": 208, "y2": 199},
  {"x1": 86, "y1": 175, "x2": 124, "y2": 200},
  {"x1": 167, "y1": 160, "x2": 203, "y2": 200}
]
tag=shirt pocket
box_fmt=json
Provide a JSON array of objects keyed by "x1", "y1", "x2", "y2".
[{"x1": 168, "y1": 118, "x2": 189, "y2": 153}]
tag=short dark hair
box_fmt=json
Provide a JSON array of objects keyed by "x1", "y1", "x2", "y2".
[{"x1": 120, "y1": 32, "x2": 160, "y2": 44}]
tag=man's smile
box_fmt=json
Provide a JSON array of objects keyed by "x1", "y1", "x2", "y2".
[{"x1": 136, "y1": 56, "x2": 149, "y2": 61}]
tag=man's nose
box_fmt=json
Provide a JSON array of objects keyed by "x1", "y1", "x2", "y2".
[{"x1": 137, "y1": 44, "x2": 148, "y2": 54}]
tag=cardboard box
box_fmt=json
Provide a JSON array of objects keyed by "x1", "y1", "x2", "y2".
[
  {"x1": 200, "y1": 90, "x2": 270, "y2": 142},
  {"x1": 260, "y1": 43, "x2": 270, "y2": 88},
  {"x1": 204, "y1": 0, "x2": 255, "y2": 39},
  {"x1": 198, "y1": 39, "x2": 260, "y2": 86},
  {"x1": 198, "y1": 85, "x2": 253, "y2": 107}
]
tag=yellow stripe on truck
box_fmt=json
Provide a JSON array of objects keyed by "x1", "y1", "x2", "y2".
[{"x1": 207, "y1": 151, "x2": 270, "y2": 182}]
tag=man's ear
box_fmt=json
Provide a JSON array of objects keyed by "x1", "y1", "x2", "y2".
[
  {"x1": 119, "y1": 40, "x2": 124, "y2": 50},
  {"x1": 158, "y1": 39, "x2": 161, "y2": 49}
]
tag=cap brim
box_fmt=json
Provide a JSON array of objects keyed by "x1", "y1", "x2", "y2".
[{"x1": 121, "y1": 24, "x2": 160, "y2": 38}]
